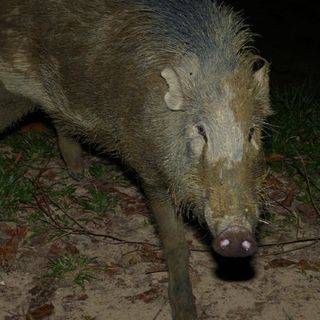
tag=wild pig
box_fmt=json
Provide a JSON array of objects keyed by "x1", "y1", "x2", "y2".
[{"x1": 0, "y1": 0, "x2": 271, "y2": 319}]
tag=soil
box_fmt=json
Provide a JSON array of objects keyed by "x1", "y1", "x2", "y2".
[
  {"x1": 1, "y1": 1, "x2": 320, "y2": 320},
  {"x1": 0, "y1": 154, "x2": 319, "y2": 320}
]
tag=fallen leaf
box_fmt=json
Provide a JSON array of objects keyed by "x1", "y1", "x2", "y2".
[
  {"x1": 0, "y1": 239, "x2": 16, "y2": 262},
  {"x1": 0, "y1": 226, "x2": 28, "y2": 267},
  {"x1": 5, "y1": 226, "x2": 28, "y2": 239},
  {"x1": 127, "y1": 287, "x2": 160, "y2": 303},
  {"x1": 199, "y1": 310, "x2": 210, "y2": 320},
  {"x1": 77, "y1": 293, "x2": 89, "y2": 301},
  {"x1": 265, "y1": 258, "x2": 295, "y2": 269},
  {"x1": 13, "y1": 152, "x2": 23, "y2": 165},
  {"x1": 297, "y1": 259, "x2": 320, "y2": 272},
  {"x1": 281, "y1": 189, "x2": 295, "y2": 207},
  {"x1": 268, "y1": 190, "x2": 286, "y2": 202},
  {"x1": 21, "y1": 122, "x2": 48, "y2": 133},
  {"x1": 49, "y1": 242, "x2": 79, "y2": 256},
  {"x1": 26, "y1": 303, "x2": 54, "y2": 320},
  {"x1": 265, "y1": 175, "x2": 283, "y2": 190},
  {"x1": 62, "y1": 294, "x2": 76, "y2": 301},
  {"x1": 139, "y1": 244, "x2": 164, "y2": 264},
  {"x1": 265, "y1": 153, "x2": 286, "y2": 162},
  {"x1": 296, "y1": 203, "x2": 319, "y2": 219},
  {"x1": 48, "y1": 243, "x2": 63, "y2": 256},
  {"x1": 64, "y1": 242, "x2": 80, "y2": 255},
  {"x1": 105, "y1": 262, "x2": 122, "y2": 276}
]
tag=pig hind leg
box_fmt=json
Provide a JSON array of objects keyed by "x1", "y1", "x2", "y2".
[
  {"x1": 56, "y1": 130, "x2": 84, "y2": 181},
  {"x1": 0, "y1": 83, "x2": 37, "y2": 132},
  {"x1": 0, "y1": 83, "x2": 83, "y2": 180}
]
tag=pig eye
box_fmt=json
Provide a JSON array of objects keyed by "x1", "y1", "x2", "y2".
[
  {"x1": 248, "y1": 127, "x2": 255, "y2": 142},
  {"x1": 196, "y1": 125, "x2": 208, "y2": 143}
]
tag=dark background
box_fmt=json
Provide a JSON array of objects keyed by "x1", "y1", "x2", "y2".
[{"x1": 228, "y1": 0, "x2": 320, "y2": 88}]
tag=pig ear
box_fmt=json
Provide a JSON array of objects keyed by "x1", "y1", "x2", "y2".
[
  {"x1": 252, "y1": 58, "x2": 272, "y2": 115},
  {"x1": 161, "y1": 67, "x2": 184, "y2": 111},
  {"x1": 252, "y1": 58, "x2": 270, "y2": 94}
]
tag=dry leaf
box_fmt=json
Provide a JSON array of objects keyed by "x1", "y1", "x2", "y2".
[
  {"x1": 265, "y1": 175, "x2": 283, "y2": 190},
  {"x1": 26, "y1": 303, "x2": 54, "y2": 320},
  {"x1": 0, "y1": 226, "x2": 28, "y2": 266},
  {"x1": 297, "y1": 259, "x2": 320, "y2": 272},
  {"x1": 105, "y1": 262, "x2": 122, "y2": 276},
  {"x1": 128, "y1": 287, "x2": 160, "y2": 303},
  {"x1": 48, "y1": 243, "x2": 63, "y2": 256},
  {"x1": 21, "y1": 122, "x2": 48, "y2": 133},
  {"x1": 64, "y1": 242, "x2": 80, "y2": 255},
  {"x1": 297, "y1": 203, "x2": 319, "y2": 219},
  {"x1": 5, "y1": 226, "x2": 28, "y2": 239},
  {"x1": 265, "y1": 153, "x2": 286, "y2": 162},
  {"x1": 268, "y1": 190, "x2": 286, "y2": 202},
  {"x1": 77, "y1": 293, "x2": 89, "y2": 301},
  {"x1": 266, "y1": 258, "x2": 295, "y2": 269},
  {"x1": 281, "y1": 189, "x2": 295, "y2": 207}
]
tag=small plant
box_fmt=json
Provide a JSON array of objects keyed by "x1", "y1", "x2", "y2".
[
  {"x1": 267, "y1": 83, "x2": 319, "y2": 212},
  {"x1": 1, "y1": 130, "x2": 57, "y2": 161},
  {"x1": 89, "y1": 162, "x2": 110, "y2": 179},
  {"x1": 269, "y1": 83, "x2": 319, "y2": 170},
  {"x1": 0, "y1": 126, "x2": 60, "y2": 222},
  {"x1": 79, "y1": 188, "x2": 118, "y2": 214},
  {"x1": 89, "y1": 161, "x2": 128, "y2": 184},
  {"x1": 47, "y1": 254, "x2": 97, "y2": 288},
  {"x1": 0, "y1": 157, "x2": 34, "y2": 221}
]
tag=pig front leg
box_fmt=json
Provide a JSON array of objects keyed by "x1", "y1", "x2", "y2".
[{"x1": 146, "y1": 188, "x2": 197, "y2": 320}]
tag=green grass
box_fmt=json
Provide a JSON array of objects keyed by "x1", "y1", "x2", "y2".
[
  {"x1": 269, "y1": 83, "x2": 319, "y2": 161},
  {"x1": 47, "y1": 254, "x2": 97, "y2": 288},
  {"x1": 89, "y1": 161, "x2": 129, "y2": 184},
  {"x1": 0, "y1": 159, "x2": 34, "y2": 221},
  {"x1": 267, "y1": 82, "x2": 320, "y2": 205},
  {"x1": 79, "y1": 188, "x2": 118, "y2": 215},
  {"x1": 0, "y1": 129, "x2": 59, "y2": 221},
  {"x1": 0, "y1": 127, "x2": 119, "y2": 236},
  {"x1": 1, "y1": 129, "x2": 58, "y2": 160}
]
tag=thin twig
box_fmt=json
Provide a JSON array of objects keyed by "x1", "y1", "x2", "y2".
[
  {"x1": 258, "y1": 240, "x2": 318, "y2": 257},
  {"x1": 146, "y1": 268, "x2": 168, "y2": 275},
  {"x1": 259, "y1": 236, "x2": 320, "y2": 247},
  {"x1": 153, "y1": 298, "x2": 168, "y2": 320},
  {"x1": 288, "y1": 160, "x2": 320, "y2": 192},
  {"x1": 33, "y1": 182, "x2": 159, "y2": 248},
  {"x1": 295, "y1": 153, "x2": 320, "y2": 216}
]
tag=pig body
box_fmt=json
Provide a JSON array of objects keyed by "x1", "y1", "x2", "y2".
[{"x1": 0, "y1": 1, "x2": 271, "y2": 319}]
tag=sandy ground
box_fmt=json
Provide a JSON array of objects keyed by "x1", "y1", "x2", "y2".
[{"x1": 0, "y1": 154, "x2": 319, "y2": 320}]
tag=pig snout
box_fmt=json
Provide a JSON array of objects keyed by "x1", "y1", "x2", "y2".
[{"x1": 213, "y1": 226, "x2": 257, "y2": 257}]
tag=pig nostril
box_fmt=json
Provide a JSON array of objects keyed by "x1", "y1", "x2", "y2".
[
  {"x1": 213, "y1": 227, "x2": 257, "y2": 257},
  {"x1": 220, "y1": 239, "x2": 230, "y2": 249},
  {"x1": 241, "y1": 240, "x2": 252, "y2": 251}
]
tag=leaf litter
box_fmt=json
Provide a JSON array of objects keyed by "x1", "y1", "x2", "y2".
[{"x1": 0, "y1": 132, "x2": 319, "y2": 320}]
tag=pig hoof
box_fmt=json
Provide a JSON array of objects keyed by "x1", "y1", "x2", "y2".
[
  {"x1": 173, "y1": 308, "x2": 197, "y2": 320},
  {"x1": 68, "y1": 168, "x2": 84, "y2": 181},
  {"x1": 213, "y1": 226, "x2": 257, "y2": 257}
]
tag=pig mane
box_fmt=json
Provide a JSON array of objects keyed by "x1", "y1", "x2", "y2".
[{"x1": 131, "y1": 0, "x2": 254, "y2": 72}]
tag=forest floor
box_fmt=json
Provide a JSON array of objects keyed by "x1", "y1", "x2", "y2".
[{"x1": 0, "y1": 129, "x2": 319, "y2": 320}]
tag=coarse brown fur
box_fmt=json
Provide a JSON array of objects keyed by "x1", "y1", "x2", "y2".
[{"x1": 0, "y1": 1, "x2": 271, "y2": 319}]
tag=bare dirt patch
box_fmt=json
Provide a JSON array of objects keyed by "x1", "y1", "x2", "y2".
[{"x1": 0, "y1": 148, "x2": 319, "y2": 320}]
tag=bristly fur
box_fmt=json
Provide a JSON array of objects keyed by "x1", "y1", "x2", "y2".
[
  {"x1": 1, "y1": 1, "x2": 271, "y2": 316},
  {"x1": 125, "y1": 0, "x2": 254, "y2": 73}
]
